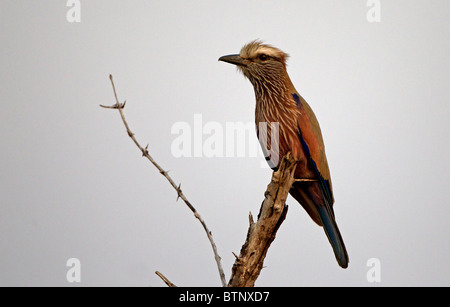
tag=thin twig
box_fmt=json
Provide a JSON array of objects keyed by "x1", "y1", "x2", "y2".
[
  {"x1": 155, "y1": 271, "x2": 176, "y2": 287},
  {"x1": 101, "y1": 74, "x2": 227, "y2": 287}
]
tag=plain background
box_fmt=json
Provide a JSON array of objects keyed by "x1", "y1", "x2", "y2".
[{"x1": 0, "y1": 0, "x2": 449, "y2": 286}]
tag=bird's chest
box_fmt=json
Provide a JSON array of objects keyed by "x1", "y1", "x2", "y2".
[{"x1": 255, "y1": 98, "x2": 305, "y2": 164}]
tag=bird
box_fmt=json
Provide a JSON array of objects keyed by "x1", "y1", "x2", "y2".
[{"x1": 219, "y1": 40, "x2": 349, "y2": 268}]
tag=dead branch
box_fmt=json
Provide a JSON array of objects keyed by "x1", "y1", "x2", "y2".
[
  {"x1": 228, "y1": 153, "x2": 297, "y2": 287},
  {"x1": 155, "y1": 271, "x2": 177, "y2": 287},
  {"x1": 101, "y1": 75, "x2": 226, "y2": 287}
]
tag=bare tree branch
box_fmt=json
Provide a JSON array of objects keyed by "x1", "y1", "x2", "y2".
[
  {"x1": 228, "y1": 153, "x2": 297, "y2": 287},
  {"x1": 101, "y1": 75, "x2": 227, "y2": 287},
  {"x1": 155, "y1": 271, "x2": 177, "y2": 287}
]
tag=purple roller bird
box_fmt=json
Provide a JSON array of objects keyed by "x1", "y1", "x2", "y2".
[{"x1": 219, "y1": 40, "x2": 349, "y2": 268}]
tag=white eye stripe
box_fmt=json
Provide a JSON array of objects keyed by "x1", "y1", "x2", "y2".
[
  {"x1": 239, "y1": 40, "x2": 289, "y2": 63},
  {"x1": 255, "y1": 46, "x2": 282, "y2": 58}
]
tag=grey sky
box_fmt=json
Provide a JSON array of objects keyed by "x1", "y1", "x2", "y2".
[{"x1": 0, "y1": 1, "x2": 449, "y2": 286}]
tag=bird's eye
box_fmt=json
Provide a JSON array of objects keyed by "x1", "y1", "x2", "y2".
[{"x1": 259, "y1": 54, "x2": 268, "y2": 61}]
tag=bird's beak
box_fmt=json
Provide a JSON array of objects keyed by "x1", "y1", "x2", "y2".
[{"x1": 218, "y1": 54, "x2": 247, "y2": 67}]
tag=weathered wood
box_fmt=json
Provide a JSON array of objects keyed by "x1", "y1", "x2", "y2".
[{"x1": 228, "y1": 153, "x2": 297, "y2": 287}]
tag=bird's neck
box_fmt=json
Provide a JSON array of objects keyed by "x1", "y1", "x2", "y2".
[
  {"x1": 252, "y1": 71, "x2": 301, "y2": 161},
  {"x1": 251, "y1": 71, "x2": 297, "y2": 112}
]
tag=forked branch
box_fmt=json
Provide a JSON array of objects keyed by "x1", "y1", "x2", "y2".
[{"x1": 101, "y1": 75, "x2": 298, "y2": 287}]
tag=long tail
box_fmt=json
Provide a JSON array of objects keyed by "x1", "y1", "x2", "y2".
[{"x1": 318, "y1": 205, "x2": 349, "y2": 268}]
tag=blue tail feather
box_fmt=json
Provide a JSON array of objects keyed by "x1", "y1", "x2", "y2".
[{"x1": 318, "y1": 206, "x2": 349, "y2": 268}]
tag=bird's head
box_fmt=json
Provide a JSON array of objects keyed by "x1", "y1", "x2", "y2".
[{"x1": 219, "y1": 40, "x2": 289, "y2": 85}]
